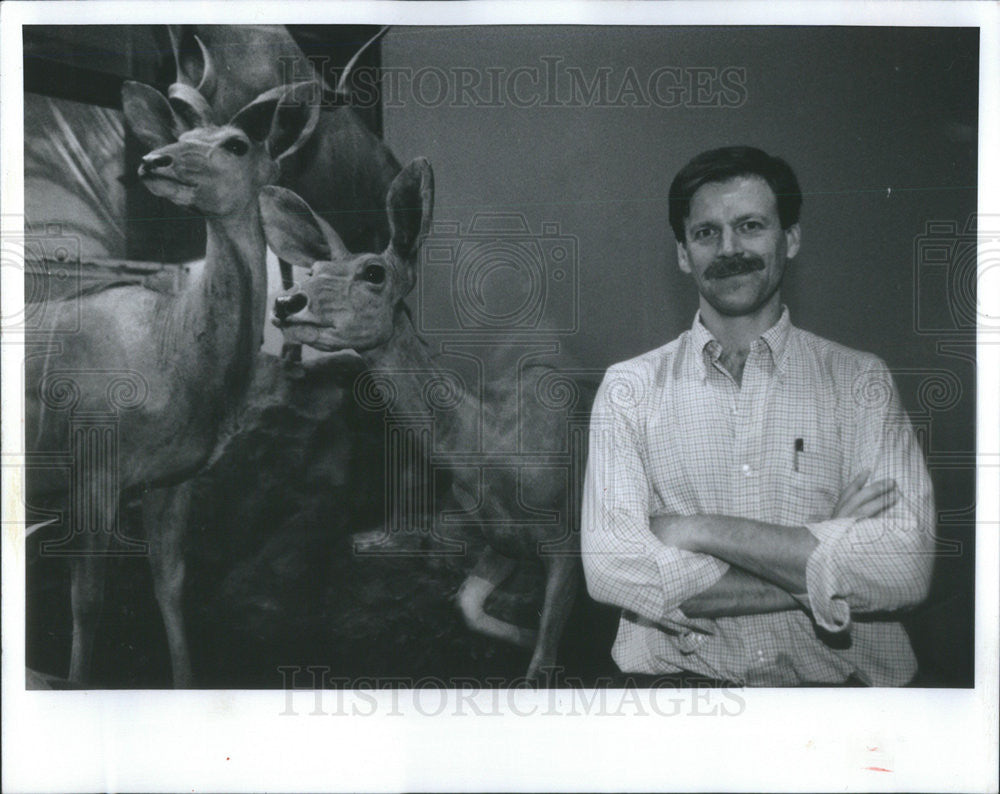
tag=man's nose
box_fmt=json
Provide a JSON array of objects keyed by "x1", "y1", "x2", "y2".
[{"x1": 718, "y1": 226, "x2": 740, "y2": 256}]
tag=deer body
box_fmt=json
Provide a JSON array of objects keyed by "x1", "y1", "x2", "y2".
[
  {"x1": 28, "y1": 78, "x2": 317, "y2": 686},
  {"x1": 264, "y1": 161, "x2": 580, "y2": 680},
  {"x1": 31, "y1": 214, "x2": 265, "y2": 480}
]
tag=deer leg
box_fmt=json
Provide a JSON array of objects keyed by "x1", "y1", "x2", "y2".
[
  {"x1": 525, "y1": 555, "x2": 580, "y2": 684},
  {"x1": 67, "y1": 533, "x2": 111, "y2": 685},
  {"x1": 457, "y1": 547, "x2": 537, "y2": 649},
  {"x1": 278, "y1": 258, "x2": 302, "y2": 364},
  {"x1": 143, "y1": 482, "x2": 194, "y2": 688}
]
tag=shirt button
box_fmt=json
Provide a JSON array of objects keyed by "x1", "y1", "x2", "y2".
[{"x1": 742, "y1": 464, "x2": 752, "y2": 476}]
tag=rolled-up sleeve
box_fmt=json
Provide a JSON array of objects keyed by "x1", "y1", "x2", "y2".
[
  {"x1": 803, "y1": 359, "x2": 936, "y2": 633},
  {"x1": 581, "y1": 365, "x2": 728, "y2": 632}
]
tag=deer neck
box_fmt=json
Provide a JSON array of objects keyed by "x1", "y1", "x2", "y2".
[
  {"x1": 172, "y1": 200, "x2": 267, "y2": 403},
  {"x1": 360, "y1": 307, "x2": 481, "y2": 452}
]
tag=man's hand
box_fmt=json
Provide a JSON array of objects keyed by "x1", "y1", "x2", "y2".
[
  {"x1": 650, "y1": 470, "x2": 904, "y2": 619},
  {"x1": 833, "y1": 469, "x2": 899, "y2": 519}
]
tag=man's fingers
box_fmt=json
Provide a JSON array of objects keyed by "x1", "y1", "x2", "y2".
[
  {"x1": 833, "y1": 469, "x2": 871, "y2": 514},
  {"x1": 851, "y1": 488, "x2": 901, "y2": 519},
  {"x1": 842, "y1": 470, "x2": 870, "y2": 496},
  {"x1": 833, "y1": 477, "x2": 897, "y2": 519}
]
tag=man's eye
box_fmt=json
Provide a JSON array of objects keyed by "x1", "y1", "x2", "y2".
[
  {"x1": 363, "y1": 264, "x2": 386, "y2": 285},
  {"x1": 222, "y1": 137, "x2": 250, "y2": 156},
  {"x1": 740, "y1": 221, "x2": 763, "y2": 233},
  {"x1": 692, "y1": 228, "x2": 716, "y2": 241}
]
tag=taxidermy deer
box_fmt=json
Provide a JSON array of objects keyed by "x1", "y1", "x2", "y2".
[
  {"x1": 26, "y1": 77, "x2": 320, "y2": 686},
  {"x1": 263, "y1": 160, "x2": 581, "y2": 682}
]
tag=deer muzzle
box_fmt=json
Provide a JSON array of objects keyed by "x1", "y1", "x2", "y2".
[{"x1": 274, "y1": 292, "x2": 309, "y2": 322}]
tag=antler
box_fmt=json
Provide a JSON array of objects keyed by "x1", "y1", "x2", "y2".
[
  {"x1": 167, "y1": 28, "x2": 217, "y2": 127},
  {"x1": 335, "y1": 26, "x2": 390, "y2": 95}
]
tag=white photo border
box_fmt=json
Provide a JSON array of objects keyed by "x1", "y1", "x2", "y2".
[{"x1": 2, "y1": 2, "x2": 997, "y2": 792}]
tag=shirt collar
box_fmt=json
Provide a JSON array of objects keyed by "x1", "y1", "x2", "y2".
[
  {"x1": 688, "y1": 305, "x2": 793, "y2": 380},
  {"x1": 760, "y1": 305, "x2": 792, "y2": 374}
]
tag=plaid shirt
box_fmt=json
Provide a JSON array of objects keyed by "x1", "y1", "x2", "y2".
[{"x1": 581, "y1": 308, "x2": 935, "y2": 686}]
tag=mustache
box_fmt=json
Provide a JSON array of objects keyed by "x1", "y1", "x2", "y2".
[{"x1": 703, "y1": 255, "x2": 765, "y2": 279}]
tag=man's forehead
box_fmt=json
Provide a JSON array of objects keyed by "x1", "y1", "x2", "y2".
[{"x1": 687, "y1": 175, "x2": 779, "y2": 220}]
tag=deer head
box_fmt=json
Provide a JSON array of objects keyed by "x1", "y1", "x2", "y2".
[
  {"x1": 122, "y1": 80, "x2": 321, "y2": 216},
  {"x1": 166, "y1": 26, "x2": 322, "y2": 124},
  {"x1": 264, "y1": 158, "x2": 433, "y2": 351}
]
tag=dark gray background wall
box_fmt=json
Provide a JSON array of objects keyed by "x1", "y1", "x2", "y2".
[{"x1": 382, "y1": 26, "x2": 979, "y2": 684}]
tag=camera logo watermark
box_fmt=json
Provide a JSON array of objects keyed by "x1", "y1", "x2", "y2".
[
  {"x1": 351, "y1": 211, "x2": 599, "y2": 557},
  {"x1": 4, "y1": 217, "x2": 148, "y2": 556},
  {"x1": 913, "y1": 214, "x2": 1000, "y2": 336},
  {"x1": 419, "y1": 214, "x2": 578, "y2": 334},
  {"x1": 1, "y1": 218, "x2": 81, "y2": 335}
]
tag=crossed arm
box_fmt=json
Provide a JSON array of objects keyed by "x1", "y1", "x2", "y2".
[
  {"x1": 651, "y1": 473, "x2": 898, "y2": 618},
  {"x1": 581, "y1": 360, "x2": 935, "y2": 632}
]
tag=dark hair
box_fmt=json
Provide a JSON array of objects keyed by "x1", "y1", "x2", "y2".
[{"x1": 668, "y1": 146, "x2": 802, "y2": 242}]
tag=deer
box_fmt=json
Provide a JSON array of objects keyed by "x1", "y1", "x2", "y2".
[
  {"x1": 26, "y1": 76, "x2": 320, "y2": 687},
  {"x1": 165, "y1": 26, "x2": 401, "y2": 319},
  {"x1": 262, "y1": 160, "x2": 583, "y2": 683}
]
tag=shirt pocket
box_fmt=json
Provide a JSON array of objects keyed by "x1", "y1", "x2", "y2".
[{"x1": 779, "y1": 435, "x2": 843, "y2": 524}]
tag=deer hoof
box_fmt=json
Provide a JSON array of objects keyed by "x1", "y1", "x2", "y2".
[{"x1": 525, "y1": 658, "x2": 558, "y2": 687}]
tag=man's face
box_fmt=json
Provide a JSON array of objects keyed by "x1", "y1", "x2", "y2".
[{"x1": 677, "y1": 175, "x2": 800, "y2": 318}]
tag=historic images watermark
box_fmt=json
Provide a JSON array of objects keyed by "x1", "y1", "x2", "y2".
[
  {"x1": 276, "y1": 666, "x2": 748, "y2": 718},
  {"x1": 281, "y1": 58, "x2": 748, "y2": 110}
]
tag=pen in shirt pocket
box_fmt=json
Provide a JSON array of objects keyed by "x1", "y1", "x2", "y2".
[{"x1": 793, "y1": 437, "x2": 804, "y2": 472}]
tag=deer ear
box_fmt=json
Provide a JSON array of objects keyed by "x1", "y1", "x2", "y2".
[
  {"x1": 259, "y1": 186, "x2": 350, "y2": 269},
  {"x1": 122, "y1": 81, "x2": 184, "y2": 149},
  {"x1": 387, "y1": 158, "x2": 434, "y2": 260},
  {"x1": 229, "y1": 82, "x2": 321, "y2": 163}
]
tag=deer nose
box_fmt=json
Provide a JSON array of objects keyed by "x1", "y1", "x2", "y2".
[
  {"x1": 274, "y1": 292, "x2": 308, "y2": 320},
  {"x1": 139, "y1": 153, "x2": 173, "y2": 174}
]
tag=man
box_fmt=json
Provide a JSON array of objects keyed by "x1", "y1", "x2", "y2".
[{"x1": 581, "y1": 146, "x2": 935, "y2": 686}]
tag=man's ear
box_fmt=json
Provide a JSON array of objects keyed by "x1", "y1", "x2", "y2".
[
  {"x1": 122, "y1": 81, "x2": 185, "y2": 150},
  {"x1": 259, "y1": 186, "x2": 350, "y2": 270},
  {"x1": 784, "y1": 223, "x2": 801, "y2": 259},
  {"x1": 387, "y1": 157, "x2": 434, "y2": 261},
  {"x1": 229, "y1": 82, "x2": 321, "y2": 162},
  {"x1": 676, "y1": 240, "x2": 692, "y2": 274}
]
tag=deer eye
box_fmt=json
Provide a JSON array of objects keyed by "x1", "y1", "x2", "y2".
[
  {"x1": 222, "y1": 137, "x2": 250, "y2": 156},
  {"x1": 363, "y1": 263, "x2": 386, "y2": 285}
]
